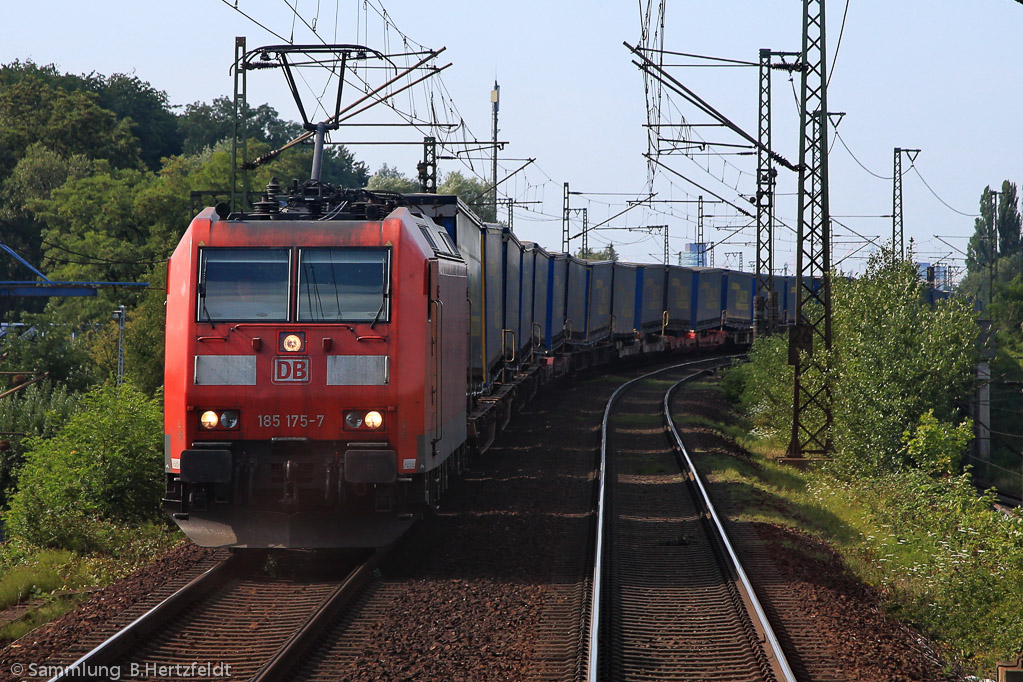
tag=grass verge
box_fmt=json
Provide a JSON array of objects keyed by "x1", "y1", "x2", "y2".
[{"x1": 0, "y1": 522, "x2": 183, "y2": 646}]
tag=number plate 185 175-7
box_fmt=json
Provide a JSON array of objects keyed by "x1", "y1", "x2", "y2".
[{"x1": 257, "y1": 414, "x2": 325, "y2": 428}]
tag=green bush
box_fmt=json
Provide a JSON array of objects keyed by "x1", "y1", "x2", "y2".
[
  {"x1": 812, "y1": 471, "x2": 1023, "y2": 671},
  {"x1": 736, "y1": 249, "x2": 979, "y2": 475},
  {"x1": 3, "y1": 381, "x2": 163, "y2": 551},
  {"x1": 728, "y1": 334, "x2": 792, "y2": 442},
  {"x1": 0, "y1": 381, "x2": 79, "y2": 505},
  {"x1": 902, "y1": 410, "x2": 973, "y2": 477},
  {"x1": 829, "y1": 253, "x2": 979, "y2": 475}
]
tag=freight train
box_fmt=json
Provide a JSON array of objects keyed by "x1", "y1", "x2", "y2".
[{"x1": 163, "y1": 180, "x2": 793, "y2": 548}]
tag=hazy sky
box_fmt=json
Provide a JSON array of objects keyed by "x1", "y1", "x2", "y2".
[{"x1": 3, "y1": 1, "x2": 1021, "y2": 276}]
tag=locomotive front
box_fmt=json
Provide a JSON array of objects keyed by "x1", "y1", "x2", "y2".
[{"x1": 163, "y1": 193, "x2": 467, "y2": 548}]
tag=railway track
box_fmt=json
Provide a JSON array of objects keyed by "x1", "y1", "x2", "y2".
[
  {"x1": 49, "y1": 549, "x2": 384, "y2": 682},
  {"x1": 587, "y1": 357, "x2": 796, "y2": 682}
]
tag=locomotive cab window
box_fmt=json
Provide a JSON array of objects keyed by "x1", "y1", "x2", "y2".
[
  {"x1": 197, "y1": 248, "x2": 290, "y2": 322},
  {"x1": 298, "y1": 248, "x2": 391, "y2": 323}
]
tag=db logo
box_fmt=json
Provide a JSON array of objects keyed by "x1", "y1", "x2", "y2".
[{"x1": 272, "y1": 357, "x2": 310, "y2": 383}]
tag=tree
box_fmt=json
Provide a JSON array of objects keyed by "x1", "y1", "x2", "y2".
[
  {"x1": 967, "y1": 186, "x2": 997, "y2": 275},
  {"x1": 0, "y1": 143, "x2": 91, "y2": 290},
  {"x1": 829, "y1": 248, "x2": 979, "y2": 474},
  {"x1": 734, "y1": 245, "x2": 980, "y2": 476},
  {"x1": 366, "y1": 163, "x2": 420, "y2": 193},
  {"x1": 575, "y1": 244, "x2": 619, "y2": 261},
  {"x1": 996, "y1": 180, "x2": 1022, "y2": 257},
  {"x1": 91, "y1": 72, "x2": 182, "y2": 171},
  {"x1": 437, "y1": 171, "x2": 496, "y2": 222}
]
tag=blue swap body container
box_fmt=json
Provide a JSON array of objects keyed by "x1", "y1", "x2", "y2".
[
  {"x1": 691, "y1": 267, "x2": 725, "y2": 331},
  {"x1": 723, "y1": 270, "x2": 755, "y2": 329},
  {"x1": 636, "y1": 264, "x2": 667, "y2": 333},
  {"x1": 545, "y1": 253, "x2": 568, "y2": 350},
  {"x1": 611, "y1": 262, "x2": 638, "y2": 338},
  {"x1": 586, "y1": 261, "x2": 614, "y2": 342},
  {"x1": 665, "y1": 265, "x2": 695, "y2": 333},
  {"x1": 566, "y1": 256, "x2": 589, "y2": 342}
]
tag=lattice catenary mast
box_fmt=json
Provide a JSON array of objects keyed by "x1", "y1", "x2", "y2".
[{"x1": 788, "y1": 0, "x2": 832, "y2": 459}]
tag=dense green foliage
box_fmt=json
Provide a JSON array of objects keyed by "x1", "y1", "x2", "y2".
[
  {"x1": 956, "y1": 181, "x2": 1023, "y2": 496},
  {"x1": 0, "y1": 381, "x2": 79, "y2": 507},
  {"x1": 366, "y1": 165, "x2": 498, "y2": 222},
  {"x1": 829, "y1": 253, "x2": 979, "y2": 474},
  {"x1": 730, "y1": 249, "x2": 979, "y2": 475},
  {"x1": 4, "y1": 382, "x2": 163, "y2": 551},
  {"x1": 575, "y1": 244, "x2": 619, "y2": 261}
]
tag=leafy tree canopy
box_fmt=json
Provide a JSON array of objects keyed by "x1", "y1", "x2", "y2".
[
  {"x1": 732, "y1": 245, "x2": 979, "y2": 477},
  {"x1": 365, "y1": 166, "x2": 497, "y2": 222},
  {"x1": 576, "y1": 244, "x2": 619, "y2": 261}
]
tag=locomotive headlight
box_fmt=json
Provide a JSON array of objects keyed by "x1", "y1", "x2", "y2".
[
  {"x1": 344, "y1": 411, "x2": 364, "y2": 429},
  {"x1": 364, "y1": 411, "x2": 383, "y2": 430},
  {"x1": 219, "y1": 410, "x2": 240, "y2": 429},
  {"x1": 281, "y1": 333, "x2": 304, "y2": 352},
  {"x1": 200, "y1": 410, "x2": 220, "y2": 429}
]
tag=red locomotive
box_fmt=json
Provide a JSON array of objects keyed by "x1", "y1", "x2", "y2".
[{"x1": 164, "y1": 186, "x2": 470, "y2": 547}]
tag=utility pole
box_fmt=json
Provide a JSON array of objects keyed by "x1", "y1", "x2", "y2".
[
  {"x1": 231, "y1": 36, "x2": 248, "y2": 213},
  {"x1": 581, "y1": 208, "x2": 589, "y2": 255},
  {"x1": 562, "y1": 182, "x2": 570, "y2": 253},
  {"x1": 892, "y1": 147, "x2": 920, "y2": 261},
  {"x1": 756, "y1": 48, "x2": 775, "y2": 336},
  {"x1": 788, "y1": 0, "x2": 832, "y2": 459},
  {"x1": 989, "y1": 189, "x2": 1000, "y2": 306},
  {"x1": 491, "y1": 81, "x2": 500, "y2": 218},
  {"x1": 418, "y1": 136, "x2": 437, "y2": 193},
  {"x1": 113, "y1": 305, "x2": 126, "y2": 385},
  {"x1": 697, "y1": 195, "x2": 706, "y2": 267},
  {"x1": 757, "y1": 49, "x2": 801, "y2": 336},
  {"x1": 566, "y1": 207, "x2": 589, "y2": 255},
  {"x1": 496, "y1": 198, "x2": 541, "y2": 231}
]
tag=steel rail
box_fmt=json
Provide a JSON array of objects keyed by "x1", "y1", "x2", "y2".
[
  {"x1": 49, "y1": 557, "x2": 233, "y2": 681},
  {"x1": 585, "y1": 355, "x2": 738, "y2": 682},
  {"x1": 249, "y1": 549, "x2": 386, "y2": 682},
  {"x1": 664, "y1": 372, "x2": 798, "y2": 682}
]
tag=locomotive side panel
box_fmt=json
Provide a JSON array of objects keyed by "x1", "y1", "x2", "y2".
[{"x1": 427, "y1": 255, "x2": 469, "y2": 465}]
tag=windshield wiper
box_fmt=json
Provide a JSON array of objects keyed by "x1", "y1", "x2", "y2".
[
  {"x1": 370, "y1": 260, "x2": 389, "y2": 329},
  {"x1": 198, "y1": 259, "x2": 212, "y2": 322}
]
